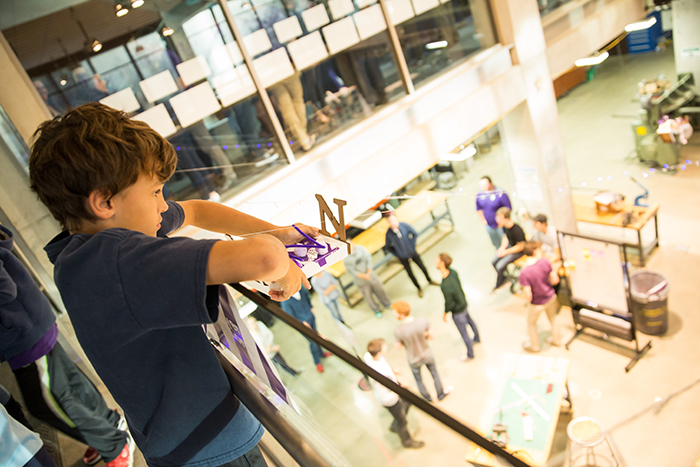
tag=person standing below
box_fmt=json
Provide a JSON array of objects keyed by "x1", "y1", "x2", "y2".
[
  {"x1": 392, "y1": 301, "x2": 452, "y2": 402},
  {"x1": 476, "y1": 176, "x2": 512, "y2": 248},
  {"x1": 0, "y1": 225, "x2": 129, "y2": 467},
  {"x1": 518, "y1": 242, "x2": 563, "y2": 352},
  {"x1": 436, "y1": 254, "x2": 480, "y2": 361},
  {"x1": 363, "y1": 339, "x2": 424, "y2": 449},
  {"x1": 310, "y1": 271, "x2": 345, "y2": 323},
  {"x1": 384, "y1": 213, "x2": 439, "y2": 298},
  {"x1": 344, "y1": 242, "x2": 391, "y2": 318},
  {"x1": 492, "y1": 207, "x2": 526, "y2": 292},
  {"x1": 246, "y1": 317, "x2": 301, "y2": 376},
  {"x1": 281, "y1": 288, "x2": 330, "y2": 373},
  {"x1": 531, "y1": 214, "x2": 561, "y2": 265}
]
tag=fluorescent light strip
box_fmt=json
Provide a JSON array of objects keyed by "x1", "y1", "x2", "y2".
[
  {"x1": 625, "y1": 16, "x2": 656, "y2": 32},
  {"x1": 575, "y1": 51, "x2": 609, "y2": 67},
  {"x1": 426, "y1": 40, "x2": 448, "y2": 50}
]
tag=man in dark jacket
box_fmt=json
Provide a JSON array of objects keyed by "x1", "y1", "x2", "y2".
[
  {"x1": 384, "y1": 213, "x2": 438, "y2": 298},
  {"x1": 281, "y1": 287, "x2": 330, "y2": 373},
  {"x1": 0, "y1": 225, "x2": 128, "y2": 466},
  {"x1": 436, "y1": 253, "x2": 480, "y2": 361}
]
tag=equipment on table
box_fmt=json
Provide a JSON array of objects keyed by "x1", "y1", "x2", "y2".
[
  {"x1": 630, "y1": 177, "x2": 650, "y2": 207},
  {"x1": 567, "y1": 417, "x2": 619, "y2": 467},
  {"x1": 592, "y1": 191, "x2": 625, "y2": 214},
  {"x1": 630, "y1": 270, "x2": 669, "y2": 335},
  {"x1": 633, "y1": 73, "x2": 698, "y2": 167}
]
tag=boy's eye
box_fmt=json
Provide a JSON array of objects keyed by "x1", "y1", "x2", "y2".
[{"x1": 155, "y1": 189, "x2": 161, "y2": 196}]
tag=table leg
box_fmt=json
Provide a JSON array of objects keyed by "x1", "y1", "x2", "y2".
[
  {"x1": 638, "y1": 229, "x2": 645, "y2": 266},
  {"x1": 337, "y1": 276, "x2": 353, "y2": 307}
]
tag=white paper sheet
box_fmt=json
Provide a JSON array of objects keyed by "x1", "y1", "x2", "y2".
[
  {"x1": 99, "y1": 87, "x2": 140, "y2": 113},
  {"x1": 243, "y1": 29, "x2": 273, "y2": 57},
  {"x1": 322, "y1": 17, "x2": 360, "y2": 55},
  {"x1": 212, "y1": 66, "x2": 256, "y2": 107},
  {"x1": 133, "y1": 104, "x2": 177, "y2": 137},
  {"x1": 287, "y1": 31, "x2": 329, "y2": 70},
  {"x1": 353, "y1": 4, "x2": 386, "y2": 40},
  {"x1": 169, "y1": 82, "x2": 221, "y2": 128},
  {"x1": 272, "y1": 16, "x2": 303, "y2": 44},
  {"x1": 139, "y1": 70, "x2": 179, "y2": 103},
  {"x1": 254, "y1": 48, "x2": 295, "y2": 88},
  {"x1": 411, "y1": 0, "x2": 439, "y2": 15},
  {"x1": 329, "y1": 0, "x2": 355, "y2": 20},
  {"x1": 386, "y1": 0, "x2": 415, "y2": 25},
  {"x1": 176, "y1": 56, "x2": 212, "y2": 86},
  {"x1": 301, "y1": 4, "x2": 331, "y2": 32}
]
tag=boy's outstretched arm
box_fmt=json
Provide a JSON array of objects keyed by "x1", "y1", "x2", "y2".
[
  {"x1": 206, "y1": 235, "x2": 309, "y2": 301},
  {"x1": 179, "y1": 200, "x2": 319, "y2": 243}
]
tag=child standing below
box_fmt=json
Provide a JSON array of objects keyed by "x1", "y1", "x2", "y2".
[
  {"x1": 363, "y1": 339, "x2": 424, "y2": 449},
  {"x1": 518, "y1": 242, "x2": 563, "y2": 352},
  {"x1": 310, "y1": 271, "x2": 344, "y2": 323},
  {"x1": 29, "y1": 103, "x2": 316, "y2": 467}
]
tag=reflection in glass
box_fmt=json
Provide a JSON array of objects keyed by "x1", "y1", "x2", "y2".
[
  {"x1": 538, "y1": 0, "x2": 574, "y2": 17},
  {"x1": 227, "y1": 0, "x2": 404, "y2": 156},
  {"x1": 2, "y1": 0, "x2": 287, "y2": 203},
  {"x1": 393, "y1": 0, "x2": 497, "y2": 88}
]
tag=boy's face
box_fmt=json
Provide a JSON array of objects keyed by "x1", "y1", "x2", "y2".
[
  {"x1": 107, "y1": 172, "x2": 169, "y2": 236},
  {"x1": 534, "y1": 221, "x2": 545, "y2": 232}
]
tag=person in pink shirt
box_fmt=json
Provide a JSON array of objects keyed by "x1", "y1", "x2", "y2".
[{"x1": 518, "y1": 241, "x2": 562, "y2": 352}]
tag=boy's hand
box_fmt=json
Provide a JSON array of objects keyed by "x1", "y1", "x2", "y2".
[
  {"x1": 272, "y1": 224, "x2": 320, "y2": 244},
  {"x1": 269, "y1": 259, "x2": 310, "y2": 301}
]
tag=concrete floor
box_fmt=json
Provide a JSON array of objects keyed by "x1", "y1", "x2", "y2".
[
  {"x1": 3, "y1": 47, "x2": 699, "y2": 467},
  {"x1": 269, "y1": 47, "x2": 700, "y2": 467}
]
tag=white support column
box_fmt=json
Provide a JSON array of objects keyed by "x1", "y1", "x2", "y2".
[{"x1": 492, "y1": 0, "x2": 576, "y2": 232}]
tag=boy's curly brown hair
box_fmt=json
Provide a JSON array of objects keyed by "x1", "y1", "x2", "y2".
[{"x1": 29, "y1": 103, "x2": 177, "y2": 232}]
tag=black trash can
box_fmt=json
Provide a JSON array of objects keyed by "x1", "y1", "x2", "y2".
[{"x1": 630, "y1": 270, "x2": 669, "y2": 335}]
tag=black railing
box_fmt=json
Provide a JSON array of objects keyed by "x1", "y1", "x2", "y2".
[
  {"x1": 214, "y1": 346, "x2": 333, "y2": 467},
  {"x1": 232, "y1": 284, "x2": 532, "y2": 467}
]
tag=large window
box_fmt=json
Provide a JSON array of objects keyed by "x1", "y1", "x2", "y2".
[{"x1": 2, "y1": 0, "x2": 497, "y2": 202}]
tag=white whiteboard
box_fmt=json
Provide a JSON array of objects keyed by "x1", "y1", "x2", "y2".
[{"x1": 561, "y1": 234, "x2": 628, "y2": 314}]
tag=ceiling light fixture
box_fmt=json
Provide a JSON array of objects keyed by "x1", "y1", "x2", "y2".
[
  {"x1": 426, "y1": 40, "x2": 448, "y2": 50},
  {"x1": 116, "y1": 4, "x2": 129, "y2": 16},
  {"x1": 132, "y1": 0, "x2": 144, "y2": 8},
  {"x1": 162, "y1": 27, "x2": 174, "y2": 36},
  {"x1": 575, "y1": 51, "x2": 609, "y2": 67},
  {"x1": 60, "y1": 78, "x2": 68, "y2": 86},
  {"x1": 625, "y1": 16, "x2": 657, "y2": 32},
  {"x1": 91, "y1": 40, "x2": 103, "y2": 52}
]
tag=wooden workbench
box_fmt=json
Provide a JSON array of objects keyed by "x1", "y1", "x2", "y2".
[
  {"x1": 573, "y1": 194, "x2": 659, "y2": 266},
  {"x1": 465, "y1": 355, "x2": 571, "y2": 467},
  {"x1": 328, "y1": 190, "x2": 453, "y2": 306}
]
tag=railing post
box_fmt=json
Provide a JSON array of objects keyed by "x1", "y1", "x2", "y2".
[{"x1": 377, "y1": 0, "x2": 415, "y2": 95}]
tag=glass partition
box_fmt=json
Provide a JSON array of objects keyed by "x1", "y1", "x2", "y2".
[
  {"x1": 391, "y1": 0, "x2": 497, "y2": 88},
  {"x1": 539, "y1": 0, "x2": 574, "y2": 17},
  {"x1": 2, "y1": 0, "x2": 287, "y2": 202},
  {"x1": 225, "y1": 0, "x2": 405, "y2": 157}
]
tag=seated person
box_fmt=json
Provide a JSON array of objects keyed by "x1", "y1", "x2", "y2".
[
  {"x1": 531, "y1": 214, "x2": 561, "y2": 265},
  {"x1": 491, "y1": 207, "x2": 525, "y2": 291}
]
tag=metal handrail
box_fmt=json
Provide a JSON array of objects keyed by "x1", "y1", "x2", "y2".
[
  {"x1": 233, "y1": 284, "x2": 532, "y2": 467},
  {"x1": 214, "y1": 346, "x2": 333, "y2": 467}
]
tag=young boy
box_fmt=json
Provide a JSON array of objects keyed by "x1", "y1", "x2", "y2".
[
  {"x1": 436, "y1": 253, "x2": 480, "y2": 361},
  {"x1": 280, "y1": 288, "x2": 329, "y2": 373},
  {"x1": 29, "y1": 103, "x2": 316, "y2": 467},
  {"x1": 518, "y1": 241, "x2": 562, "y2": 352},
  {"x1": 363, "y1": 339, "x2": 424, "y2": 449},
  {"x1": 392, "y1": 301, "x2": 451, "y2": 402}
]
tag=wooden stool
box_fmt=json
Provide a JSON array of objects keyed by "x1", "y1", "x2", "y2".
[{"x1": 567, "y1": 417, "x2": 619, "y2": 467}]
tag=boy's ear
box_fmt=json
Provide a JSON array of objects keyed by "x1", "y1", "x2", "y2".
[{"x1": 87, "y1": 189, "x2": 115, "y2": 220}]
